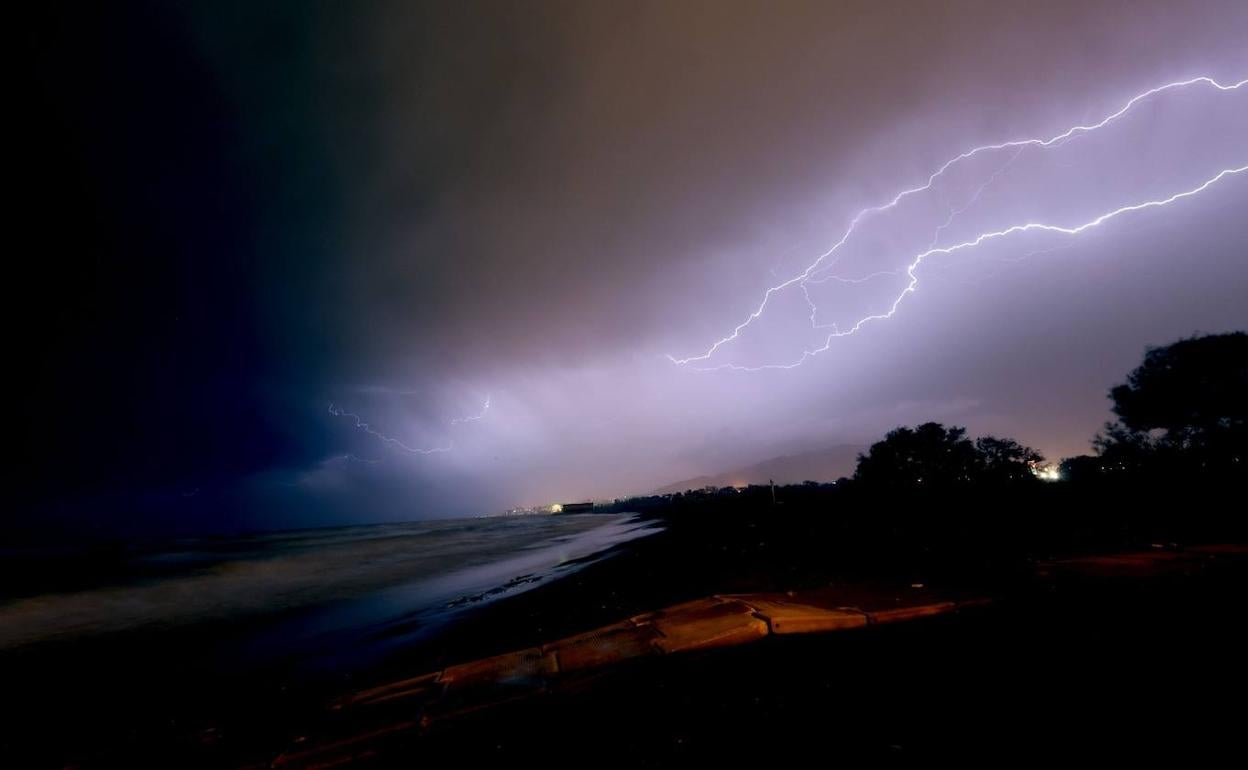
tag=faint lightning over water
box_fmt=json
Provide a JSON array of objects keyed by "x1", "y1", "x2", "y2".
[
  {"x1": 667, "y1": 75, "x2": 1248, "y2": 370},
  {"x1": 328, "y1": 403, "x2": 453, "y2": 455},
  {"x1": 451, "y1": 395, "x2": 491, "y2": 424},
  {"x1": 328, "y1": 394, "x2": 492, "y2": 456}
]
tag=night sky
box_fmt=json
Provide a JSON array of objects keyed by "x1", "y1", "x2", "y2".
[{"x1": 10, "y1": 1, "x2": 1248, "y2": 538}]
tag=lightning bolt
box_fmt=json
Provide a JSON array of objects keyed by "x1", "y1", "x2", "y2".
[
  {"x1": 327, "y1": 403, "x2": 453, "y2": 455},
  {"x1": 450, "y1": 394, "x2": 491, "y2": 424},
  {"x1": 667, "y1": 75, "x2": 1248, "y2": 369},
  {"x1": 694, "y1": 164, "x2": 1247, "y2": 371},
  {"x1": 327, "y1": 394, "x2": 491, "y2": 456}
]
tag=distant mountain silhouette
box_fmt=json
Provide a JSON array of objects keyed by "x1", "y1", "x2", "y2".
[{"x1": 653, "y1": 445, "x2": 864, "y2": 494}]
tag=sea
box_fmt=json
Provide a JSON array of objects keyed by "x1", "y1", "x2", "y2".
[
  {"x1": 0, "y1": 513, "x2": 658, "y2": 762},
  {"x1": 1, "y1": 513, "x2": 656, "y2": 666}
]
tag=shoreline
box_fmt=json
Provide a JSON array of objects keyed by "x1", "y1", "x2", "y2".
[
  {"x1": 8, "y1": 498, "x2": 1248, "y2": 767},
  {"x1": 0, "y1": 514, "x2": 658, "y2": 767},
  {"x1": 268, "y1": 539, "x2": 1248, "y2": 767}
]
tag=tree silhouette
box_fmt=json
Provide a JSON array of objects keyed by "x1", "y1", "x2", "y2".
[
  {"x1": 854, "y1": 423, "x2": 1040, "y2": 488},
  {"x1": 1095, "y1": 332, "x2": 1247, "y2": 475},
  {"x1": 976, "y1": 437, "x2": 1044, "y2": 484}
]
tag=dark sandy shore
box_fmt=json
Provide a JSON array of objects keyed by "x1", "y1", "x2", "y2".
[
  {"x1": 7, "y1": 507, "x2": 1248, "y2": 768},
  {"x1": 190, "y1": 516, "x2": 1248, "y2": 765},
  {"x1": 269, "y1": 540, "x2": 1248, "y2": 767}
]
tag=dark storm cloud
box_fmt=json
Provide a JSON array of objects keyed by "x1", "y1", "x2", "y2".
[{"x1": 11, "y1": 1, "x2": 1248, "y2": 536}]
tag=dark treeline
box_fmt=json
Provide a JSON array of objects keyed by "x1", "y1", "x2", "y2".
[{"x1": 598, "y1": 332, "x2": 1247, "y2": 590}]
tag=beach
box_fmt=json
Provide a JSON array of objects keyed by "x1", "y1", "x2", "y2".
[
  {"x1": 268, "y1": 516, "x2": 1248, "y2": 767},
  {"x1": 0, "y1": 513, "x2": 659, "y2": 766},
  {"x1": 6, "y1": 496, "x2": 1248, "y2": 767}
]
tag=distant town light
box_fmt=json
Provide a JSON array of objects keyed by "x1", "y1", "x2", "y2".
[
  {"x1": 1034, "y1": 465, "x2": 1061, "y2": 482},
  {"x1": 550, "y1": 503, "x2": 563, "y2": 513}
]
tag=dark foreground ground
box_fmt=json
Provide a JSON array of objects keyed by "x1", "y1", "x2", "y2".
[
  {"x1": 7, "y1": 497, "x2": 1248, "y2": 767},
  {"x1": 269, "y1": 545, "x2": 1248, "y2": 767}
]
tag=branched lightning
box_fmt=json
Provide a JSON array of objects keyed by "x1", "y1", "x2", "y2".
[
  {"x1": 805, "y1": 268, "x2": 903, "y2": 287},
  {"x1": 667, "y1": 75, "x2": 1248, "y2": 369},
  {"x1": 692, "y1": 164, "x2": 1248, "y2": 371}
]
